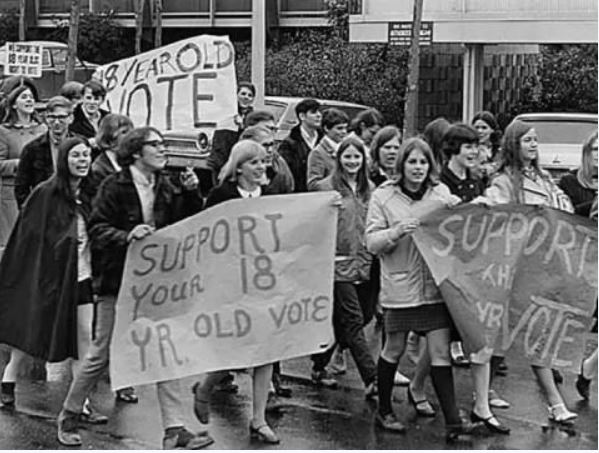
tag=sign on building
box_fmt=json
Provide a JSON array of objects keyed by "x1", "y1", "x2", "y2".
[
  {"x1": 388, "y1": 22, "x2": 433, "y2": 46},
  {"x1": 4, "y1": 42, "x2": 42, "y2": 78}
]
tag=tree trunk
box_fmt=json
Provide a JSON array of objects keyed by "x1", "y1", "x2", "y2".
[
  {"x1": 18, "y1": 0, "x2": 26, "y2": 40},
  {"x1": 403, "y1": 0, "x2": 424, "y2": 138},
  {"x1": 135, "y1": 0, "x2": 145, "y2": 54},
  {"x1": 65, "y1": 0, "x2": 81, "y2": 83},
  {"x1": 154, "y1": 0, "x2": 163, "y2": 48}
]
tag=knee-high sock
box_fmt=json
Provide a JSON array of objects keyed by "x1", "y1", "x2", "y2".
[
  {"x1": 377, "y1": 356, "x2": 398, "y2": 415},
  {"x1": 430, "y1": 365, "x2": 461, "y2": 426}
]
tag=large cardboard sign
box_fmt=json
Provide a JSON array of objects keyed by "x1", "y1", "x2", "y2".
[
  {"x1": 94, "y1": 36, "x2": 237, "y2": 131},
  {"x1": 3, "y1": 42, "x2": 42, "y2": 78},
  {"x1": 109, "y1": 193, "x2": 338, "y2": 389},
  {"x1": 413, "y1": 204, "x2": 597, "y2": 371}
]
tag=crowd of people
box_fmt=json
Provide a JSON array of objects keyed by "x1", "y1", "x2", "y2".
[{"x1": 0, "y1": 75, "x2": 596, "y2": 449}]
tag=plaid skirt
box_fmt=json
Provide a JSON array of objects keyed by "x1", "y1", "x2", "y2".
[{"x1": 384, "y1": 303, "x2": 451, "y2": 334}]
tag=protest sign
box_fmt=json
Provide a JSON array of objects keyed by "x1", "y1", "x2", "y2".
[
  {"x1": 3, "y1": 42, "x2": 42, "y2": 78},
  {"x1": 109, "y1": 192, "x2": 338, "y2": 389},
  {"x1": 93, "y1": 35, "x2": 237, "y2": 131},
  {"x1": 413, "y1": 204, "x2": 597, "y2": 372}
]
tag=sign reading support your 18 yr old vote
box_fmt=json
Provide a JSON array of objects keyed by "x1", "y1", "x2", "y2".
[
  {"x1": 412, "y1": 204, "x2": 597, "y2": 372},
  {"x1": 93, "y1": 35, "x2": 237, "y2": 131},
  {"x1": 109, "y1": 192, "x2": 338, "y2": 390}
]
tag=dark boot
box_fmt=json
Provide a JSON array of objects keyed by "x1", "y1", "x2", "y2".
[{"x1": 0, "y1": 382, "x2": 15, "y2": 407}]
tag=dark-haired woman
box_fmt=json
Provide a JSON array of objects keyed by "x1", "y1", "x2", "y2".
[
  {"x1": 472, "y1": 111, "x2": 502, "y2": 182},
  {"x1": 348, "y1": 108, "x2": 384, "y2": 159},
  {"x1": 0, "y1": 137, "x2": 92, "y2": 407},
  {"x1": 310, "y1": 136, "x2": 378, "y2": 397},
  {"x1": 366, "y1": 137, "x2": 474, "y2": 441}
]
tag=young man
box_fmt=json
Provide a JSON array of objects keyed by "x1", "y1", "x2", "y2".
[
  {"x1": 69, "y1": 80, "x2": 109, "y2": 148},
  {"x1": 278, "y1": 99, "x2": 323, "y2": 193},
  {"x1": 56, "y1": 127, "x2": 213, "y2": 449},
  {"x1": 306, "y1": 108, "x2": 349, "y2": 191},
  {"x1": 14, "y1": 95, "x2": 73, "y2": 207}
]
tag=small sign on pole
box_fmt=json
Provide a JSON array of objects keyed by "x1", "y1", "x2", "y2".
[
  {"x1": 388, "y1": 22, "x2": 433, "y2": 46},
  {"x1": 4, "y1": 42, "x2": 43, "y2": 78}
]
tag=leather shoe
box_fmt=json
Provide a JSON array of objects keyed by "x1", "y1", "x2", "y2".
[
  {"x1": 375, "y1": 411, "x2": 406, "y2": 433},
  {"x1": 250, "y1": 423, "x2": 280, "y2": 444},
  {"x1": 192, "y1": 382, "x2": 211, "y2": 424},
  {"x1": 162, "y1": 427, "x2": 214, "y2": 449},
  {"x1": 407, "y1": 386, "x2": 436, "y2": 417},
  {"x1": 446, "y1": 422, "x2": 475, "y2": 443},
  {"x1": 470, "y1": 410, "x2": 510, "y2": 434},
  {"x1": 576, "y1": 362, "x2": 591, "y2": 400},
  {"x1": 57, "y1": 410, "x2": 82, "y2": 446}
]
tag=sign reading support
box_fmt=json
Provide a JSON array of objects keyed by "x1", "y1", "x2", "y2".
[
  {"x1": 4, "y1": 42, "x2": 42, "y2": 78},
  {"x1": 412, "y1": 204, "x2": 598, "y2": 372},
  {"x1": 109, "y1": 192, "x2": 338, "y2": 390},
  {"x1": 388, "y1": 22, "x2": 433, "y2": 46},
  {"x1": 93, "y1": 35, "x2": 238, "y2": 131}
]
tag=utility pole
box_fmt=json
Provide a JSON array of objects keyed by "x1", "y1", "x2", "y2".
[
  {"x1": 18, "y1": 0, "x2": 26, "y2": 40},
  {"x1": 65, "y1": 0, "x2": 81, "y2": 82},
  {"x1": 154, "y1": 0, "x2": 163, "y2": 48},
  {"x1": 403, "y1": 0, "x2": 424, "y2": 138},
  {"x1": 135, "y1": 0, "x2": 145, "y2": 54},
  {"x1": 251, "y1": 0, "x2": 266, "y2": 109}
]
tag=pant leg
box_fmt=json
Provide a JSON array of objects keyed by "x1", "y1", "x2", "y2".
[
  {"x1": 356, "y1": 281, "x2": 376, "y2": 327},
  {"x1": 335, "y1": 282, "x2": 376, "y2": 385},
  {"x1": 156, "y1": 379, "x2": 185, "y2": 430},
  {"x1": 62, "y1": 295, "x2": 116, "y2": 414}
]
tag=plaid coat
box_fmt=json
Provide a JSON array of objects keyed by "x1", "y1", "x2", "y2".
[{"x1": 89, "y1": 166, "x2": 203, "y2": 295}]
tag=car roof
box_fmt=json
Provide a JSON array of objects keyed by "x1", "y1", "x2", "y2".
[
  {"x1": 265, "y1": 95, "x2": 369, "y2": 109},
  {"x1": 515, "y1": 112, "x2": 598, "y2": 122}
]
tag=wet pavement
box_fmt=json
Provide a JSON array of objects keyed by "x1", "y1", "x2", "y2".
[{"x1": 0, "y1": 321, "x2": 597, "y2": 450}]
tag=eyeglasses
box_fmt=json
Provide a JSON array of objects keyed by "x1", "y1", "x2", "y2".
[
  {"x1": 143, "y1": 140, "x2": 165, "y2": 148},
  {"x1": 46, "y1": 114, "x2": 70, "y2": 122},
  {"x1": 261, "y1": 142, "x2": 275, "y2": 148}
]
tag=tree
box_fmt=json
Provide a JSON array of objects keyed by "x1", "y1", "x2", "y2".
[
  {"x1": 403, "y1": 0, "x2": 424, "y2": 138},
  {"x1": 135, "y1": 0, "x2": 145, "y2": 54},
  {"x1": 65, "y1": 0, "x2": 81, "y2": 82},
  {"x1": 18, "y1": 0, "x2": 25, "y2": 40}
]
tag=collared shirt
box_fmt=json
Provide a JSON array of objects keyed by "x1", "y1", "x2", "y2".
[
  {"x1": 129, "y1": 165, "x2": 156, "y2": 226},
  {"x1": 50, "y1": 140, "x2": 60, "y2": 171},
  {"x1": 106, "y1": 150, "x2": 121, "y2": 172},
  {"x1": 321, "y1": 135, "x2": 340, "y2": 155},
  {"x1": 439, "y1": 165, "x2": 485, "y2": 202},
  {"x1": 237, "y1": 185, "x2": 262, "y2": 198},
  {"x1": 300, "y1": 125, "x2": 318, "y2": 150}
]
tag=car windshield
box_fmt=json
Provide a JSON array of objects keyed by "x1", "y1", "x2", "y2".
[
  {"x1": 50, "y1": 48, "x2": 83, "y2": 68},
  {"x1": 264, "y1": 101, "x2": 287, "y2": 123},
  {"x1": 523, "y1": 120, "x2": 598, "y2": 144}
]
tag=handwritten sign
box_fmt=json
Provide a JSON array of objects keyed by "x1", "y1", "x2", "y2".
[
  {"x1": 109, "y1": 192, "x2": 338, "y2": 389},
  {"x1": 3, "y1": 42, "x2": 42, "y2": 78},
  {"x1": 93, "y1": 35, "x2": 237, "y2": 131},
  {"x1": 413, "y1": 204, "x2": 597, "y2": 372}
]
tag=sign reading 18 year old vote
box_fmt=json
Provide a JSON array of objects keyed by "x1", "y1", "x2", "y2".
[
  {"x1": 412, "y1": 204, "x2": 597, "y2": 373},
  {"x1": 109, "y1": 192, "x2": 338, "y2": 390},
  {"x1": 93, "y1": 35, "x2": 237, "y2": 131}
]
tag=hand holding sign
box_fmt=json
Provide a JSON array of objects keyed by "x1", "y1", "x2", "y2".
[
  {"x1": 127, "y1": 224, "x2": 155, "y2": 243},
  {"x1": 391, "y1": 218, "x2": 420, "y2": 239},
  {"x1": 179, "y1": 167, "x2": 199, "y2": 190}
]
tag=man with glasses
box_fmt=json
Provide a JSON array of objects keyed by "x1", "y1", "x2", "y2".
[
  {"x1": 57, "y1": 127, "x2": 212, "y2": 449},
  {"x1": 14, "y1": 96, "x2": 74, "y2": 207}
]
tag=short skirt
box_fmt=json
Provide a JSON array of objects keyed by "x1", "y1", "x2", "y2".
[{"x1": 384, "y1": 303, "x2": 451, "y2": 334}]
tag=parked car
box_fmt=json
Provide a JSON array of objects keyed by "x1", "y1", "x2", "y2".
[
  {"x1": 514, "y1": 112, "x2": 598, "y2": 180},
  {"x1": 0, "y1": 41, "x2": 98, "y2": 102},
  {"x1": 163, "y1": 96, "x2": 371, "y2": 169}
]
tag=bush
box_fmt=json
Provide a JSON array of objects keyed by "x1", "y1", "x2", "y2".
[{"x1": 0, "y1": 9, "x2": 19, "y2": 46}]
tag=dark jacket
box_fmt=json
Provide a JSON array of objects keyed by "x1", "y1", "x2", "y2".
[
  {"x1": 14, "y1": 132, "x2": 54, "y2": 207},
  {"x1": 69, "y1": 104, "x2": 108, "y2": 140},
  {"x1": 205, "y1": 178, "x2": 283, "y2": 209},
  {"x1": 266, "y1": 152, "x2": 294, "y2": 194},
  {"x1": 89, "y1": 167, "x2": 203, "y2": 295},
  {"x1": 439, "y1": 165, "x2": 486, "y2": 202},
  {"x1": 0, "y1": 178, "x2": 90, "y2": 361},
  {"x1": 278, "y1": 124, "x2": 323, "y2": 193},
  {"x1": 89, "y1": 151, "x2": 119, "y2": 198},
  {"x1": 558, "y1": 170, "x2": 597, "y2": 218},
  {"x1": 207, "y1": 129, "x2": 241, "y2": 180}
]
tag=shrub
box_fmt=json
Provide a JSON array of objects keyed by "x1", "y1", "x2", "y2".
[{"x1": 0, "y1": 9, "x2": 19, "y2": 46}]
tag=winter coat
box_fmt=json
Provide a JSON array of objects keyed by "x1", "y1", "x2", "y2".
[
  {"x1": 558, "y1": 170, "x2": 597, "y2": 217},
  {"x1": 69, "y1": 104, "x2": 108, "y2": 141},
  {"x1": 278, "y1": 124, "x2": 323, "y2": 193},
  {"x1": 307, "y1": 137, "x2": 337, "y2": 191},
  {"x1": 366, "y1": 181, "x2": 454, "y2": 309}
]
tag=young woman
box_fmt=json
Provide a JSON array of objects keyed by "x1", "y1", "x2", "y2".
[
  {"x1": 0, "y1": 138, "x2": 93, "y2": 408},
  {"x1": 558, "y1": 131, "x2": 598, "y2": 400},
  {"x1": 309, "y1": 137, "x2": 378, "y2": 397},
  {"x1": 471, "y1": 111, "x2": 502, "y2": 182},
  {"x1": 366, "y1": 137, "x2": 473, "y2": 441},
  {"x1": 484, "y1": 119, "x2": 577, "y2": 424},
  {"x1": 440, "y1": 123, "x2": 510, "y2": 435},
  {"x1": 193, "y1": 140, "x2": 280, "y2": 444},
  {"x1": 422, "y1": 117, "x2": 451, "y2": 170},
  {"x1": 348, "y1": 108, "x2": 385, "y2": 156}
]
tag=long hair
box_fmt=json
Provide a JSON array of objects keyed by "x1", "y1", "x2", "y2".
[
  {"x1": 95, "y1": 113, "x2": 134, "y2": 151},
  {"x1": 577, "y1": 130, "x2": 598, "y2": 190},
  {"x1": 218, "y1": 140, "x2": 266, "y2": 185},
  {"x1": 422, "y1": 117, "x2": 451, "y2": 168},
  {"x1": 331, "y1": 136, "x2": 371, "y2": 202},
  {"x1": 370, "y1": 125, "x2": 401, "y2": 176},
  {"x1": 52, "y1": 137, "x2": 92, "y2": 220},
  {"x1": 472, "y1": 110, "x2": 502, "y2": 156},
  {"x1": 394, "y1": 137, "x2": 439, "y2": 189}
]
